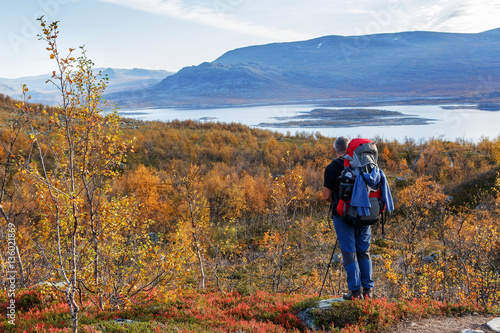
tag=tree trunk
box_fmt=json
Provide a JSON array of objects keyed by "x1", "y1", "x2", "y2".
[{"x1": 192, "y1": 234, "x2": 206, "y2": 289}]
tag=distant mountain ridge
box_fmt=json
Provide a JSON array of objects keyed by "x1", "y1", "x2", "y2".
[
  {"x1": 0, "y1": 68, "x2": 173, "y2": 105},
  {"x1": 108, "y1": 29, "x2": 500, "y2": 108}
]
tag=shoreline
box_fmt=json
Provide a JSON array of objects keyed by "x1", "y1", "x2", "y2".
[{"x1": 257, "y1": 108, "x2": 434, "y2": 128}]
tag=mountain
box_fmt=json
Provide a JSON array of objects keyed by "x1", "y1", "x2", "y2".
[
  {"x1": 0, "y1": 68, "x2": 173, "y2": 105},
  {"x1": 107, "y1": 29, "x2": 500, "y2": 108}
]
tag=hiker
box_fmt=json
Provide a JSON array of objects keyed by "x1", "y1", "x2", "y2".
[{"x1": 323, "y1": 137, "x2": 374, "y2": 300}]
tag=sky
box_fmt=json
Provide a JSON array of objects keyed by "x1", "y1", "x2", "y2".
[{"x1": 1, "y1": 0, "x2": 500, "y2": 79}]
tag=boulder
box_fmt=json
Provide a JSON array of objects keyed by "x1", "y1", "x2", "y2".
[
  {"x1": 487, "y1": 317, "x2": 500, "y2": 332},
  {"x1": 298, "y1": 297, "x2": 344, "y2": 331}
]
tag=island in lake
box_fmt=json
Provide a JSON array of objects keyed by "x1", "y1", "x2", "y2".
[{"x1": 258, "y1": 108, "x2": 434, "y2": 128}]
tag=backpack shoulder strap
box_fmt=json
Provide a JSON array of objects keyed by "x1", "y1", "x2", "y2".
[{"x1": 333, "y1": 157, "x2": 344, "y2": 168}]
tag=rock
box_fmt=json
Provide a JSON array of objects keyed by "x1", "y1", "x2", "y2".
[
  {"x1": 317, "y1": 297, "x2": 344, "y2": 308},
  {"x1": 423, "y1": 253, "x2": 439, "y2": 264},
  {"x1": 332, "y1": 253, "x2": 342, "y2": 263},
  {"x1": 114, "y1": 318, "x2": 138, "y2": 325},
  {"x1": 298, "y1": 298, "x2": 344, "y2": 331},
  {"x1": 37, "y1": 281, "x2": 67, "y2": 288},
  {"x1": 298, "y1": 308, "x2": 321, "y2": 331},
  {"x1": 487, "y1": 317, "x2": 500, "y2": 332},
  {"x1": 148, "y1": 232, "x2": 160, "y2": 243},
  {"x1": 461, "y1": 329, "x2": 485, "y2": 333}
]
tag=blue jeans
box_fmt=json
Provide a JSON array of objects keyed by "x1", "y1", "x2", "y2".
[{"x1": 333, "y1": 216, "x2": 374, "y2": 291}]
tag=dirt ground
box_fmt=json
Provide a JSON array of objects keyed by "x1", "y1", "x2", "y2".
[{"x1": 385, "y1": 314, "x2": 498, "y2": 333}]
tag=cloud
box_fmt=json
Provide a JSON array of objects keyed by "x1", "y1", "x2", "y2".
[
  {"x1": 97, "y1": 0, "x2": 312, "y2": 41},
  {"x1": 433, "y1": 0, "x2": 500, "y2": 32},
  {"x1": 385, "y1": 0, "x2": 500, "y2": 33}
]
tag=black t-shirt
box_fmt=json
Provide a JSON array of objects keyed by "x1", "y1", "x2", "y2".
[{"x1": 323, "y1": 157, "x2": 345, "y2": 204}]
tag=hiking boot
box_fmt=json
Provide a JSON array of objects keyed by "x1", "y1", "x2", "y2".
[
  {"x1": 362, "y1": 288, "x2": 374, "y2": 299},
  {"x1": 343, "y1": 289, "x2": 362, "y2": 300}
]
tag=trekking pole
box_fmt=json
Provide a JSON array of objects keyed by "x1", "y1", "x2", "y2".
[
  {"x1": 318, "y1": 237, "x2": 339, "y2": 297},
  {"x1": 381, "y1": 211, "x2": 387, "y2": 235}
]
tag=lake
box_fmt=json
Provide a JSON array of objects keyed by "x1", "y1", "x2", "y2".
[{"x1": 118, "y1": 104, "x2": 500, "y2": 142}]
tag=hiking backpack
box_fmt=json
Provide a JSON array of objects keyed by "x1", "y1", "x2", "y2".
[{"x1": 336, "y1": 138, "x2": 393, "y2": 231}]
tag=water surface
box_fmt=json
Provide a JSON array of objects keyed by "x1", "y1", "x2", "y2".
[{"x1": 118, "y1": 104, "x2": 500, "y2": 142}]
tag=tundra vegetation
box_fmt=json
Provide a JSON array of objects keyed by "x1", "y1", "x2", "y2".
[{"x1": 0, "y1": 19, "x2": 499, "y2": 332}]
